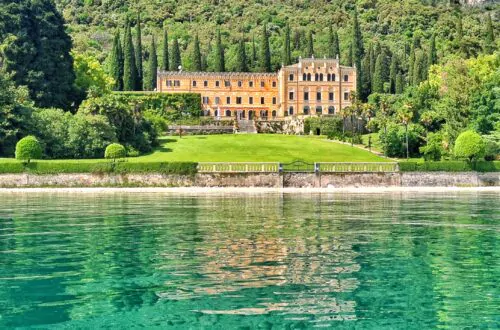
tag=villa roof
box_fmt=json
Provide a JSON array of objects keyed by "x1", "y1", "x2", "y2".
[{"x1": 158, "y1": 71, "x2": 278, "y2": 78}]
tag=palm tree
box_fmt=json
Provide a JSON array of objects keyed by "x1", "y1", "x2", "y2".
[{"x1": 397, "y1": 103, "x2": 414, "y2": 159}]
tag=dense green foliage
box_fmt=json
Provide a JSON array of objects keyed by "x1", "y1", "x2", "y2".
[
  {"x1": 15, "y1": 136, "x2": 42, "y2": 162},
  {"x1": 105, "y1": 143, "x2": 127, "y2": 159},
  {"x1": 453, "y1": 130, "x2": 486, "y2": 161},
  {"x1": 399, "y1": 160, "x2": 500, "y2": 172}
]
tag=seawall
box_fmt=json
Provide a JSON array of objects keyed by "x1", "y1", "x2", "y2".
[{"x1": 0, "y1": 172, "x2": 499, "y2": 188}]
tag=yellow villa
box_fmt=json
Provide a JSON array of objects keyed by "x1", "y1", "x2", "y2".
[{"x1": 157, "y1": 57, "x2": 356, "y2": 120}]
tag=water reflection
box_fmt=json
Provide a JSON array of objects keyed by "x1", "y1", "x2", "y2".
[{"x1": 0, "y1": 192, "x2": 498, "y2": 328}]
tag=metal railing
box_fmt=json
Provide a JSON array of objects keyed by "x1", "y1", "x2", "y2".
[
  {"x1": 317, "y1": 162, "x2": 399, "y2": 173},
  {"x1": 198, "y1": 162, "x2": 280, "y2": 173}
]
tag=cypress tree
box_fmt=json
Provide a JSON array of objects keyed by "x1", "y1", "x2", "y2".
[
  {"x1": 214, "y1": 28, "x2": 225, "y2": 72},
  {"x1": 170, "y1": 38, "x2": 181, "y2": 71},
  {"x1": 347, "y1": 43, "x2": 353, "y2": 66},
  {"x1": 145, "y1": 35, "x2": 157, "y2": 91},
  {"x1": 259, "y1": 23, "x2": 272, "y2": 72},
  {"x1": 293, "y1": 29, "x2": 301, "y2": 51},
  {"x1": 428, "y1": 33, "x2": 437, "y2": 66},
  {"x1": 395, "y1": 72, "x2": 404, "y2": 94},
  {"x1": 123, "y1": 22, "x2": 138, "y2": 91},
  {"x1": 485, "y1": 13, "x2": 495, "y2": 54},
  {"x1": 109, "y1": 31, "x2": 124, "y2": 91},
  {"x1": 307, "y1": 30, "x2": 314, "y2": 57},
  {"x1": 369, "y1": 43, "x2": 376, "y2": 80},
  {"x1": 333, "y1": 28, "x2": 340, "y2": 60},
  {"x1": 135, "y1": 14, "x2": 143, "y2": 90},
  {"x1": 0, "y1": 0, "x2": 76, "y2": 109},
  {"x1": 351, "y1": 10, "x2": 364, "y2": 101},
  {"x1": 282, "y1": 23, "x2": 292, "y2": 65},
  {"x1": 328, "y1": 25, "x2": 335, "y2": 58},
  {"x1": 372, "y1": 54, "x2": 384, "y2": 93},
  {"x1": 235, "y1": 39, "x2": 248, "y2": 72},
  {"x1": 456, "y1": 14, "x2": 466, "y2": 57},
  {"x1": 251, "y1": 34, "x2": 257, "y2": 70},
  {"x1": 413, "y1": 50, "x2": 427, "y2": 85},
  {"x1": 361, "y1": 54, "x2": 371, "y2": 99},
  {"x1": 161, "y1": 28, "x2": 169, "y2": 71},
  {"x1": 389, "y1": 54, "x2": 398, "y2": 94},
  {"x1": 408, "y1": 44, "x2": 416, "y2": 86},
  {"x1": 192, "y1": 34, "x2": 202, "y2": 71}
]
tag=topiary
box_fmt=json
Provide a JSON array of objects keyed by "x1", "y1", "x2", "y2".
[
  {"x1": 15, "y1": 136, "x2": 42, "y2": 163},
  {"x1": 104, "y1": 143, "x2": 126, "y2": 159},
  {"x1": 453, "y1": 130, "x2": 486, "y2": 162}
]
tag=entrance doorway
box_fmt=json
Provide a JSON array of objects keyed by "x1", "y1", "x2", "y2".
[
  {"x1": 248, "y1": 110, "x2": 254, "y2": 120},
  {"x1": 237, "y1": 110, "x2": 246, "y2": 120}
]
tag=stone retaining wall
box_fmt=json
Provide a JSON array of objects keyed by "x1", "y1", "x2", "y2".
[{"x1": 0, "y1": 172, "x2": 499, "y2": 188}]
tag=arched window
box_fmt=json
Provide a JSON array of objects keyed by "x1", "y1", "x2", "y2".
[
  {"x1": 289, "y1": 106, "x2": 294, "y2": 115},
  {"x1": 214, "y1": 110, "x2": 219, "y2": 117},
  {"x1": 303, "y1": 106, "x2": 310, "y2": 115},
  {"x1": 284, "y1": 111, "x2": 289, "y2": 117},
  {"x1": 328, "y1": 106, "x2": 335, "y2": 114},
  {"x1": 272, "y1": 110, "x2": 277, "y2": 118},
  {"x1": 316, "y1": 106, "x2": 322, "y2": 114},
  {"x1": 319, "y1": 73, "x2": 324, "y2": 81},
  {"x1": 315, "y1": 73, "x2": 319, "y2": 81},
  {"x1": 225, "y1": 110, "x2": 231, "y2": 117},
  {"x1": 332, "y1": 74, "x2": 336, "y2": 81},
  {"x1": 303, "y1": 73, "x2": 307, "y2": 81},
  {"x1": 307, "y1": 73, "x2": 311, "y2": 81},
  {"x1": 327, "y1": 73, "x2": 331, "y2": 81}
]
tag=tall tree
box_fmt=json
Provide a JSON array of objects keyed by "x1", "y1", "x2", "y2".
[
  {"x1": 456, "y1": 14, "x2": 466, "y2": 57},
  {"x1": 235, "y1": 39, "x2": 248, "y2": 72},
  {"x1": 328, "y1": 25, "x2": 340, "y2": 59},
  {"x1": 485, "y1": 13, "x2": 495, "y2": 54},
  {"x1": 351, "y1": 10, "x2": 365, "y2": 100},
  {"x1": 333, "y1": 28, "x2": 340, "y2": 60},
  {"x1": 307, "y1": 30, "x2": 314, "y2": 57},
  {"x1": 135, "y1": 14, "x2": 143, "y2": 90},
  {"x1": 293, "y1": 29, "x2": 301, "y2": 51},
  {"x1": 428, "y1": 33, "x2": 437, "y2": 66},
  {"x1": 372, "y1": 53, "x2": 384, "y2": 93},
  {"x1": 413, "y1": 49, "x2": 427, "y2": 85},
  {"x1": 214, "y1": 28, "x2": 225, "y2": 72},
  {"x1": 161, "y1": 27, "x2": 169, "y2": 71},
  {"x1": 395, "y1": 72, "x2": 404, "y2": 94},
  {"x1": 347, "y1": 43, "x2": 353, "y2": 66},
  {"x1": 109, "y1": 31, "x2": 124, "y2": 91},
  {"x1": 369, "y1": 43, "x2": 376, "y2": 79},
  {"x1": 170, "y1": 37, "x2": 181, "y2": 71},
  {"x1": 389, "y1": 54, "x2": 398, "y2": 94},
  {"x1": 192, "y1": 34, "x2": 202, "y2": 71},
  {"x1": 259, "y1": 23, "x2": 272, "y2": 72},
  {"x1": 145, "y1": 35, "x2": 157, "y2": 91},
  {"x1": 0, "y1": 0, "x2": 77, "y2": 109},
  {"x1": 251, "y1": 34, "x2": 257, "y2": 70},
  {"x1": 408, "y1": 43, "x2": 416, "y2": 86},
  {"x1": 123, "y1": 21, "x2": 138, "y2": 91},
  {"x1": 361, "y1": 53, "x2": 371, "y2": 99},
  {"x1": 282, "y1": 23, "x2": 292, "y2": 65}
]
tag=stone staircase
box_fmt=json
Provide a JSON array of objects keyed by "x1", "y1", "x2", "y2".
[{"x1": 237, "y1": 119, "x2": 257, "y2": 134}]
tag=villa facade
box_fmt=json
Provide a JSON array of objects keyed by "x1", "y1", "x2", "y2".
[{"x1": 157, "y1": 57, "x2": 356, "y2": 120}]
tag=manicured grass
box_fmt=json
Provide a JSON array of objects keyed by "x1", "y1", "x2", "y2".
[{"x1": 130, "y1": 134, "x2": 389, "y2": 163}]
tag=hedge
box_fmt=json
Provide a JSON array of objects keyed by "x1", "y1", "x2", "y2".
[
  {"x1": 399, "y1": 161, "x2": 500, "y2": 172},
  {"x1": 0, "y1": 161, "x2": 198, "y2": 175}
]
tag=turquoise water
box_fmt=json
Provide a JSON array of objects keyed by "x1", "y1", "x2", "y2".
[{"x1": 0, "y1": 192, "x2": 499, "y2": 329}]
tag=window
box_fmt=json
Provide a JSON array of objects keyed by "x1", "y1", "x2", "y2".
[
  {"x1": 192, "y1": 80, "x2": 197, "y2": 87},
  {"x1": 226, "y1": 96, "x2": 231, "y2": 104},
  {"x1": 303, "y1": 106, "x2": 310, "y2": 115},
  {"x1": 204, "y1": 80, "x2": 208, "y2": 87},
  {"x1": 289, "y1": 91, "x2": 294, "y2": 100},
  {"x1": 332, "y1": 74, "x2": 336, "y2": 81},
  {"x1": 225, "y1": 110, "x2": 231, "y2": 117},
  {"x1": 272, "y1": 110, "x2": 277, "y2": 118},
  {"x1": 260, "y1": 97, "x2": 265, "y2": 105},
  {"x1": 174, "y1": 80, "x2": 180, "y2": 87},
  {"x1": 249, "y1": 81, "x2": 254, "y2": 87},
  {"x1": 284, "y1": 110, "x2": 289, "y2": 117},
  {"x1": 166, "y1": 80, "x2": 172, "y2": 87},
  {"x1": 272, "y1": 81, "x2": 277, "y2": 87},
  {"x1": 316, "y1": 91, "x2": 322, "y2": 101},
  {"x1": 224, "y1": 80, "x2": 231, "y2": 87},
  {"x1": 202, "y1": 96, "x2": 209, "y2": 104},
  {"x1": 344, "y1": 92, "x2": 350, "y2": 101},
  {"x1": 249, "y1": 97, "x2": 253, "y2": 105},
  {"x1": 316, "y1": 106, "x2": 323, "y2": 114},
  {"x1": 319, "y1": 73, "x2": 324, "y2": 81},
  {"x1": 216, "y1": 81, "x2": 220, "y2": 87},
  {"x1": 289, "y1": 106, "x2": 294, "y2": 115},
  {"x1": 215, "y1": 97, "x2": 220, "y2": 105},
  {"x1": 303, "y1": 73, "x2": 307, "y2": 81},
  {"x1": 304, "y1": 91, "x2": 309, "y2": 101},
  {"x1": 329, "y1": 92, "x2": 334, "y2": 101},
  {"x1": 328, "y1": 106, "x2": 335, "y2": 114},
  {"x1": 289, "y1": 74, "x2": 294, "y2": 81},
  {"x1": 214, "y1": 110, "x2": 219, "y2": 117},
  {"x1": 272, "y1": 97, "x2": 277, "y2": 105},
  {"x1": 236, "y1": 97, "x2": 242, "y2": 105},
  {"x1": 327, "y1": 73, "x2": 331, "y2": 81},
  {"x1": 344, "y1": 74, "x2": 349, "y2": 82},
  {"x1": 307, "y1": 73, "x2": 311, "y2": 81},
  {"x1": 315, "y1": 73, "x2": 319, "y2": 81},
  {"x1": 260, "y1": 81, "x2": 265, "y2": 87},
  {"x1": 238, "y1": 81, "x2": 242, "y2": 87}
]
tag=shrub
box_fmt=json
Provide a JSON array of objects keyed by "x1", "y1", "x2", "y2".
[
  {"x1": 420, "y1": 132, "x2": 445, "y2": 161},
  {"x1": 105, "y1": 143, "x2": 126, "y2": 159},
  {"x1": 15, "y1": 136, "x2": 42, "y2": 162},
  {"x1": 379, "y1": 123, "x2": 425, "y2": 158},
  {"x1": 399, "y1": 161, "x2": 500, "y2": 172},
  {"x1": 453, "y1": 130, "x2": 485, "y2": 161},
  {"x1": 114, "y1": 162, "x2": 198, "y2": 175},
  {"x1": 483, "y1": 133, "x2": 500, "y2": 161}
]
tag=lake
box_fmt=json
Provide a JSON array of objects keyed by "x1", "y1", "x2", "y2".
[{"x1": 0, "y1": 191, "x2": 498, "y2": 329}]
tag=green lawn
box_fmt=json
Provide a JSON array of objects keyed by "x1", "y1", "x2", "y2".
[{"x1": 130, "y1": 134, "x2": 389, "y2": 163}]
